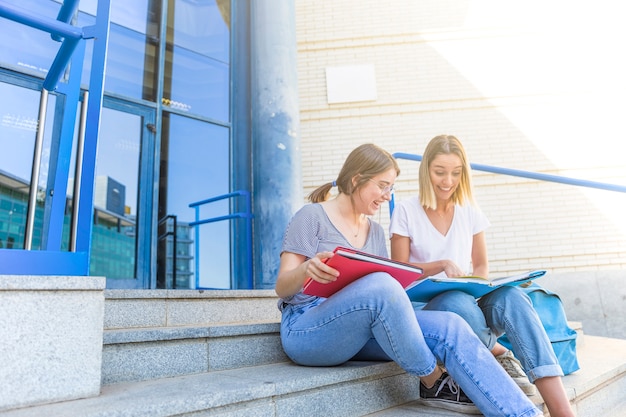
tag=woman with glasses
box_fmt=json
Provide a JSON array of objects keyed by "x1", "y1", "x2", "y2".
[
  {"x1": 275, "y1": 143, "x2": 542, "y2": 416},
  {"x1": 390, "y1": 135, "x2": 574, "y2": 417}
]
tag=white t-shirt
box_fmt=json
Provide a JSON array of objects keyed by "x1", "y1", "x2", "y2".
[{"x1": 389, "y1": 196, "x2": 490, "y2": 278}]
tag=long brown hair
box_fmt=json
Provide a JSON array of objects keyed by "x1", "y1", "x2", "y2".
[{"x1": 308, "y1": 144, "x2": 400, "y2": 203}]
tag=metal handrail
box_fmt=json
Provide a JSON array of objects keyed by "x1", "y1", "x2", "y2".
[
  {"x1": 158, "y1": 214, "x2": 178, "y2": 289},
  {"x1": 23, "y1": 89, "x2": 49, "y2": 249},
  {"x1": 0, "y1": 0, "x2": 111, "y2": 276},
  {"x1": 189, "y1": 190, "x2": 253, "y2": 289},
  {"x1": 0, "y1": 2, "x2": 87, "y2": 91},
  {"x1": 52, "y1": 0, "x2": 80, "y2": 41},
  {"x1": 0, "y1": 1, "x2": 89, "y2": 250},
  {"x1": 391, "y1": 152, "x2": 626, "y2": 214},
  {"x1": 69, "y1": 91, "x2": 89, "y2": 252}
]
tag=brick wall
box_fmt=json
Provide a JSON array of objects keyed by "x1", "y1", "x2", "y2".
[{"x1": 294, "y1": 0, "x2": 626, "y2": 276}]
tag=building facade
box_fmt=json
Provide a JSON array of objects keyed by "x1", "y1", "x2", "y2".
[
  {"x1": 295, "y1": 0, "x2": 626, "y2": 276},
  {"x1": 1, "y1": 0, "x2": 625, "y2": 291},
  {"x1": 0, "y1": 0, "x2": 302, "y2": 289}
]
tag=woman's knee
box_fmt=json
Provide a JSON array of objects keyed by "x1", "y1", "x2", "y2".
[
  {"x1": 425, "y1": 290, "x2": 477, "y2": 314},
  {"x1": 432, "y1": 310, "x2": 474, "y2": 335},
  {"x1": 481, "y1": 286, "x2": 532, "y2": 310},
  {"x1": 355, "y1": 272, "x2": 406, "y2": 296}
]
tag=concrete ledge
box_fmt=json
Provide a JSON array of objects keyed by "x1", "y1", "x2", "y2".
[
  {"x1": 0, "y1": 275, "x2": 106, "y2": 412},
  {"x1": 0, "y1": 275, "x2": 105, "y2": 291}
]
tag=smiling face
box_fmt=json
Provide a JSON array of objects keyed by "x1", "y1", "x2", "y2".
[
  {"x1": 428, "y1": 153, "x2": 463, "y2": 204},
  {"x1": 354, "y1": 168, "x2": 397, "y2": 216}
]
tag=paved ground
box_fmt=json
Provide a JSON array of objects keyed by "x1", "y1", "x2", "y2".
[{"x1": 536, "y1": 270, "x2": 626, "y2": 340}]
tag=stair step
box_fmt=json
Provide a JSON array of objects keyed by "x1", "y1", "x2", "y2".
[
  {"x1": 0, "y1": 361, "x2": 416, "y2": 417},
  {"x1": 102, "y1": 322, "x2": 286, "y2": 385},
  {"x1": 5, "y1": 287, "x2": 623, "y2": 417},
  {"x1": 3, "y1": 266, "x2": 621, "y2": 417},
  {"x1": 102, "y1": 287, "x2": 586, "y2": 387},
  {"x1": 4, "y1": 334, "x2": 625, "y2": 417},
  {"x1": 104, "y1": 289, "x2": 281, "y2": 329}
]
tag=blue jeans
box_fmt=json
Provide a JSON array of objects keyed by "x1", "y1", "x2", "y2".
[
  {"x1": 280, "y1": 273, "x2": 541, "y2": 417},
  {"x1": 424, "y1": 286, "x2": 564, "y2": 383}
]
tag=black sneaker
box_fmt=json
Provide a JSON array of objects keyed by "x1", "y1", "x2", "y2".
[{"x1": 419, "y1": 372, "x2": 481, "y2": 414}]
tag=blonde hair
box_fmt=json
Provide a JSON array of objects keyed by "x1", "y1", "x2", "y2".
[
  {"x1": 308, "y1": 143, "x2": 400, "y2": 203},
  {"x1": 419, "y1": 135, "x2": 475, "y2": 209}
]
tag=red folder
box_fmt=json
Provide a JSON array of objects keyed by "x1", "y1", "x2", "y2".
[{"x1": 302, "y1": 247, "x2": 425, "y2": 298}]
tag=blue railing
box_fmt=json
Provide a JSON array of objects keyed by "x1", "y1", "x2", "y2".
[
  {"x1": 189, "y1": 190, "x2": 253, "y2": 289},
  {"x1": 391, "y1": 152, "x2": 626, "y2": 214},
  {"x1": 0, "y1": 0, "x2": 111, "y2": 275}
]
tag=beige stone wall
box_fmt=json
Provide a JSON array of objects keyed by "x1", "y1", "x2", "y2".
[{"x1": 294, "y1": 0, "x2": 626, "y2": 275}]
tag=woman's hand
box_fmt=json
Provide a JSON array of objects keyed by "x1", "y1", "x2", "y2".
[
  {"x1": 274, "y1": 251, "x2": 339, "y2": 298},
  {"x1": 306, "y1": 251, "x2": 340, "y2": 284},
  {"x1": 441, "y1": 260, "x2": 466, "y2": 278}
]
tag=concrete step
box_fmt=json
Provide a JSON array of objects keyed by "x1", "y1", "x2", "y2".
[
  {"x1": 102, "y1": 321, "x2": 286, "y2": 385},
  {"x1": 0, "y1": 361, "x2": 417, "y2": 417},
  {"x1": 102, "y1": 319, "x2": 584, "y2": 386},
  {"x1": 3, "y1": 334, "x2": 625, "y2": 417},
  {"x1": 101, "y1": 288, "x2": 586, "y2": 387},
  {"x1": 102, "y1": 288, "x2": 585, "y2": 385},
  {"x1": 103, "y1": 289, "x2": 281, "y2": 329},
  {"x1": 102, "y1": 290, "x2": 285, "y2": 385}
]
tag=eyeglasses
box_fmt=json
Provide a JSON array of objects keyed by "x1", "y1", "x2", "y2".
[{"x1": 368, "y1": 179, "x2": 396, "y2": 195}]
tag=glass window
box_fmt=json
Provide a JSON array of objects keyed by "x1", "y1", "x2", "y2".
[
  {"x1": 77, "y1": 0, "x2": 160, "y2": 101},
  {"x1": 0, "y1": 0, "x2": 63, "y2": 78},
  {"x1": 158, "y1": 113, "x2": 230, "y2": 288},
  {"x1": 86, "y1": 107, "x2": 142, "y2": 279},
  {"x1": 164, "y1": 0, "x2": 230, "y2": 121},
  {"x1": 0, "y1": 81, "x2": 57, "y2": 250},
  {"x1": 78, "y1": 0, "x2": 152, "y2": 34},
  {"x1": 172, "y1": 0, "x2": 229, "y2": 62}
]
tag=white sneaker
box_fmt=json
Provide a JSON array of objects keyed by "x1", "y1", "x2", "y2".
[{"x1": 496, "y1": 350, "x2": 537, "y2": 395}]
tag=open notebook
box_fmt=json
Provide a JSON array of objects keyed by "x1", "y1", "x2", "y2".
[{"x1": 406, "y1": 270, "x2": 547, "y2": 302}]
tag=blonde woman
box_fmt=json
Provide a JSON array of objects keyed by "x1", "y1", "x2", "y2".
[{"x1": 390, "y1": 135, "x2": 574, "y2": 417}]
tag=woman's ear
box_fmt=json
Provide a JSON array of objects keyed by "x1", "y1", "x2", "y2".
[{"x1": 351, "y1": 174, "x2": 361, "y2": 190}]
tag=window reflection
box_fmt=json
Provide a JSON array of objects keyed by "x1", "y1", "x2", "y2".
[
  {"x1": 0, "y1": 0, "x2": 63, "y2": 78},
  {"x1": 77, "y1": 1, "x2": 160, "y2": 101},
  {"x1": 172, "y1": 0, "x2": 230, "y2": 62},
  {"x1": 164, "y1": 46, "x2": 229, "y2": 120},
  {"x1": 0, "y1": 82, "x2": 57, "y2": 251},
  {"x1": 164, "y1": 0, "x2": 230, "y2": 122},
  {"x1": 87, "y1": 107, "x2": 142, "y2": 279},
  {"x1": 1, "y1": 0, "x2": 234, "y2": 288},
  {"x1": 158, "y1": 112, "x2": 230, "y2": 289},
  {"x1": 78, "y1": 0, "x2": 152, "y2": 34}
]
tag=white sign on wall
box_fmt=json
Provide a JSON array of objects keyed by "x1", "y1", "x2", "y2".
[{"x1": 325, "y1": 64, "x2": 377, "y2": 104}]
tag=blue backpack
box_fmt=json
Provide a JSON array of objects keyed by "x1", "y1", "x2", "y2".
[{"x1": 498, "y1": 282, "x2": 580, "y2": 375}]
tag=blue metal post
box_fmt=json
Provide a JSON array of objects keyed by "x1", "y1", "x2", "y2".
[
  {"x1": 231, "y1": 0, "x2": 252, "y2": 289},
  {"x1": 75, "y1": 0, "x2": 112, "y2": 256},
  {"x1": 52, "y1": 0, "x2": 80, "y2": 41},
  {"x1": 44, "y1": 40, "x2": 86, "y2": 250},
  {"x1": 250, "y1": 0, "x2": 302, "y2": 289}
]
